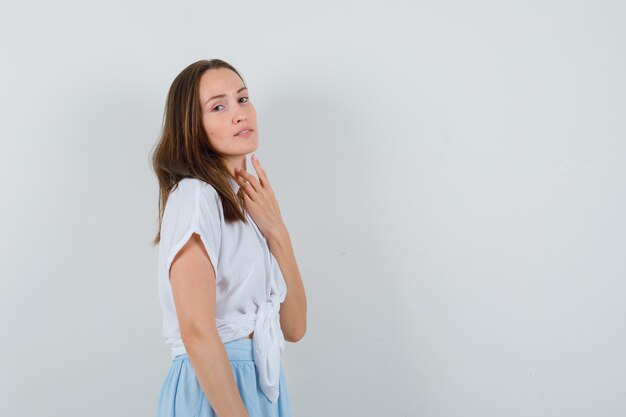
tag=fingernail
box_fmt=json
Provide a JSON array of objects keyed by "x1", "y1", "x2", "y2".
[{"x1": 252, "y1": 154, "x2": 257, "y2": 161}]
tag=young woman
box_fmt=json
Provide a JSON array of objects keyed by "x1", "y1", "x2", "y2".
[{"x1": 151, "y1": 59, "x2": 307, "y2": 417}]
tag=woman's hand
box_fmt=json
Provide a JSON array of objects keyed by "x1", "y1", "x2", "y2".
[{"x1": 234, "y1": 155, "x2": 285, "y2": 240}]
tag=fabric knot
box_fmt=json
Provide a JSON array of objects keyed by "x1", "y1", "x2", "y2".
[{"x1": 252, "y1": 296, "x2": 285, "y2": 403}]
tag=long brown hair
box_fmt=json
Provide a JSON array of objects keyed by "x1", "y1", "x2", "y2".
[{"x1": 150, "y1": 59, "x2": 248, "y2": 246}]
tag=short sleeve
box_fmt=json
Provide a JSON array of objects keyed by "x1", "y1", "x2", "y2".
[{"x1": 161, "y1": 179, "x2": 222, "y2": 281}]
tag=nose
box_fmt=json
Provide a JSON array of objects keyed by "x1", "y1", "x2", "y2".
[{"x1": 233, "y1": 107, "x2": 247, "y2": 124}]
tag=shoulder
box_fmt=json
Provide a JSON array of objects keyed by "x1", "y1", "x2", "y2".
[
  {"x1": 166, "y1": 178, "x2": 221, "y2": 217},
  {"x1": 169, "y1": 178, "x2": 219, "y2": 202}
]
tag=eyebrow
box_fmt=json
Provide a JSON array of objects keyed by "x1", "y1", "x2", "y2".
[{"x1": 205, "y1": 86, "x2": 248, "y2": 105}]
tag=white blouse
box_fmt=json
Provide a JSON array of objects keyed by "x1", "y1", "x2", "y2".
[{"x1": 157, "y1": 177, "x2": 287, "y2": 404}]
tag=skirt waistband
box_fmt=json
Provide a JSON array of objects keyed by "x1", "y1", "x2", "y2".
[{"x1": 173, "y1": 337, "x2": 254, "y2": 362}]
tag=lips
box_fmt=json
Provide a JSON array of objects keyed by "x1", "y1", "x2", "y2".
[{"x1": 235, "y1": 128, "x2": 253, "y2": 136}]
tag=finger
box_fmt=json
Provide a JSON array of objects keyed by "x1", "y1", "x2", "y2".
[
  {"x1": 235, "y1": 168, "x2": 260, "y2": 193},
  {"x1": 237, "y1": 178, "x2": 252, "y2": 197},
  {"x1": 251, "y1": 155, "x2": 274, "y2": 194},
  {"x1": 251, "y1": 155, "x2": 267, "y2": 188},
  {"x1": 237, "y1": 176, "x2": 258, "y2": 202},
  {"x1": 237, "y1": 185, "x2": 255, "y2": 206},
  {"x1": 242, "y1": 188, "x2": 255, "y2": 206}
]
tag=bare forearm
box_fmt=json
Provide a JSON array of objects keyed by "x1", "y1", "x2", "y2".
[
  {"x1": 183, "y1": 332, "x2": 249, "y2": 417},
  {"x1": 267, "y1": 224, "x2": 307, "y2": 342}
]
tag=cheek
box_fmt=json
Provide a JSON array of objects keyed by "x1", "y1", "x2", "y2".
[
  {"x1": 203, "y1": 120, "x2": 219, "y2": 138},
  {"x1": 204, "y1": 121, "x2": 229, "y2": 145},
  {"x1": 208, "y1": 126, "x2": 224, "y2": 138}
]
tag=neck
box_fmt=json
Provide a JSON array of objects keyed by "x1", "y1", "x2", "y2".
[{"x1": 225, "y1": 155, "x2": 247, "y2": 178}]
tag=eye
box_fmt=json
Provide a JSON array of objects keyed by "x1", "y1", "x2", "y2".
[{"x1": 212, "y1": 97, "x2": 249, "y2": 112}]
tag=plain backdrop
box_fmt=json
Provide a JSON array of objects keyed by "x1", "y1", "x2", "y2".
[{"x1": 1, "y1": 1, "x2": 625, "y2": 416}]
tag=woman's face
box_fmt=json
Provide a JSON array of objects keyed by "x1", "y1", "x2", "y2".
[{"x1": 198, "y1": 68, "x2": 258, "y2": 158}]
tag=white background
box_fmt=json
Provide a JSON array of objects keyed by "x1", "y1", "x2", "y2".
[{"x1": 1, "y1": 1, "x2": 625, "y2": 416}]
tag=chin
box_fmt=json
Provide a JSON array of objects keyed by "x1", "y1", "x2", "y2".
[{"x1": 247, "y1": 138, "x2": 259, "y2": 149}]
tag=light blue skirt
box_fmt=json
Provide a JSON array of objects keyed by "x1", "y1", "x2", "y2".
[{"x1": 156, "y1": 338, "x2": 292, "y2": 417}]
